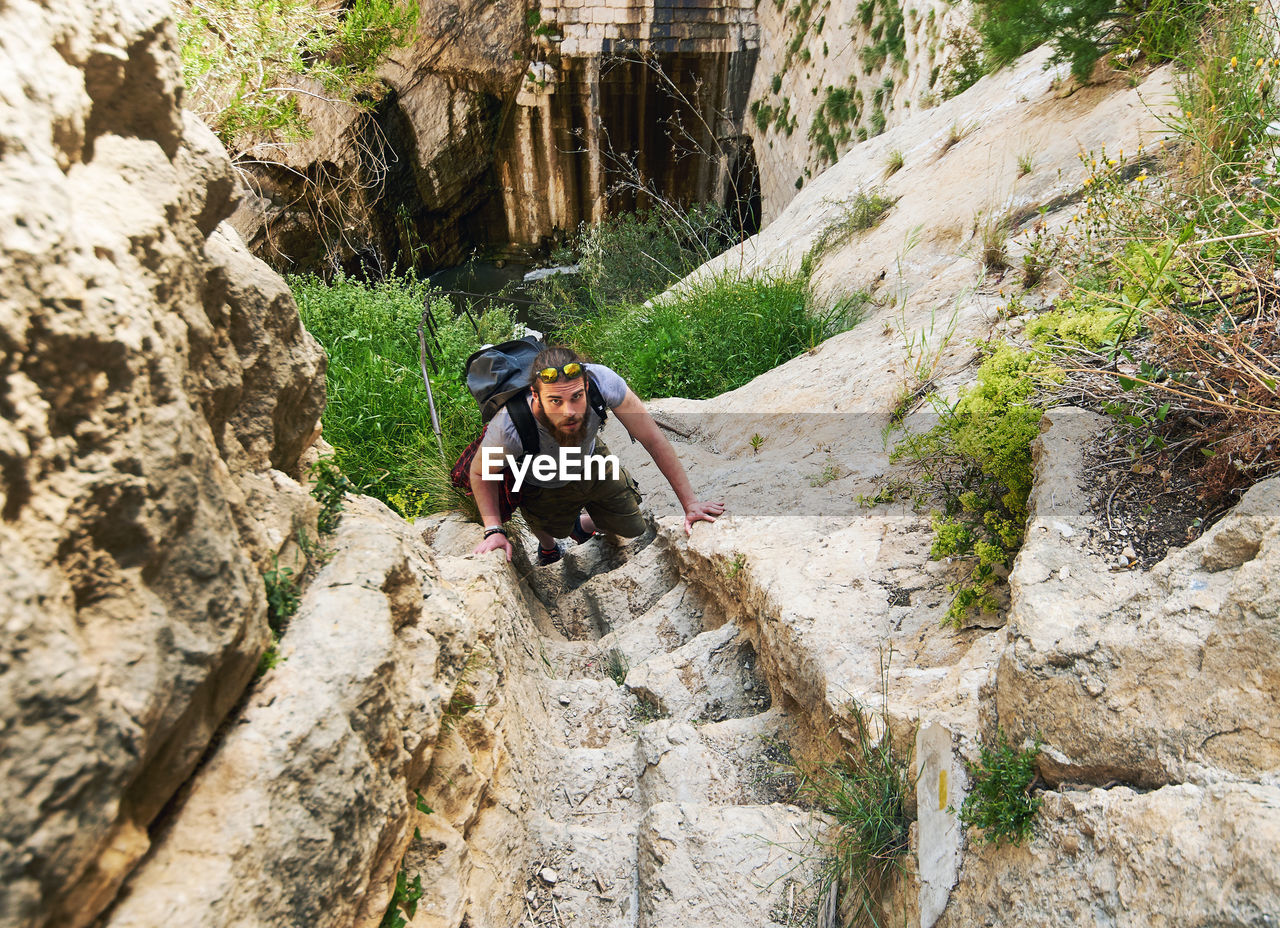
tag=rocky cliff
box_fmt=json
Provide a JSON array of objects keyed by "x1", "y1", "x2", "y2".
[
  {"x1": 232, "y1": 0, "x2": 762, "y2": 273},
  {"x1": 0, "y1": 2, "x2": 324, "y2": 926}
]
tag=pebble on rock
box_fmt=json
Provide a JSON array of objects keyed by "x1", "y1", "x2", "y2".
[{"x1": 540, "y1": 867, "x2": 559, "y2": 884}]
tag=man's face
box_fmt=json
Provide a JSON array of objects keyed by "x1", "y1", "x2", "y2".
[{"x1": 532, "y1": 375, "x2": 588, "y2": 444}]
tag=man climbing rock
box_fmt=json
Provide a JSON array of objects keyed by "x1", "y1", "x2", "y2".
[{"x1": 470, "y1": 346, "x2": 724, "y2": 564}]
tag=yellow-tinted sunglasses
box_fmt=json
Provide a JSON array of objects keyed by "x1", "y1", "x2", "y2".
[{"x1": 536, "y1": 361, "x2": 583, "y2": 384}]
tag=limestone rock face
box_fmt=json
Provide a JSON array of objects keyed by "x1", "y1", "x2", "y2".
[
  {"x1": 101, "y1": 499, "x2": 471, "y2": 928},
  {"x1": 0, "y1": 3, "x2": 323, "y2": 927},
  {"x1": 999, "y1": 408, "x2": 1280, "y2": 788},
  {"x1": 939, "y1": 783, "x2": 1280, "y2": 926}
]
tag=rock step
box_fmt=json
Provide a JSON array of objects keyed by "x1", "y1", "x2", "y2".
[
  {"x1": 625, "y1": 623, "x2": 771, "y2": 724},
  {"x1": 518, "y1": 524, "x2": 817, "y2": 928},
  {"x1": 637, "y1": 801, "x2": 821, "y2": 928},
  {"x1": 519, "y1": 816, "x2": 640, "y2": 928},
  {"x1": 551, "y1": 534, "x2": 681, "y2": 640},
  {"x1": 598, "y1": 580, "x2": 713, "y2": 669}
]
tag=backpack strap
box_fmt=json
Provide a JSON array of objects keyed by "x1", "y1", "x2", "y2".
[
  {"x1": 586, "y1": 376, "x2": 608, "y2": 424},
  {"x1": 504, "y1": 391, "x2": 540, "y2": 460}
]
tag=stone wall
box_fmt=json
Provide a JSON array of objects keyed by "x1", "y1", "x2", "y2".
[
  {"x1": 0, "y1": 3, "x2": 324, "y2": 927},
  {"x1": 746, "y1": 0, "x2": 976, "y2": 223}
]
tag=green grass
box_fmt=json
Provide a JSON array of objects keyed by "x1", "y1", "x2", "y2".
[
  {"x1": 292, "y1": 271, "x2": 514, "y2": 517},
  {"x1": 799, "y1": 687, "x2": 913, "y2": 927},
  {"x1": 885, "y1": 148, "x2": 905, "y2": 177},
  {"x1": 564, "y1": 268, "x2": 863, "y2": 400},
  {"x1": 178, "y1": 0, "x2": 418, "y2": 150},
  {"x1": 810, "y1": 189, "x2": 898, "y2": 260},
  {"x1": 531, "y1": 205, "x2": 734, "y2": 326}
]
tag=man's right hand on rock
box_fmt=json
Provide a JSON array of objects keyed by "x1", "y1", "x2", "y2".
[{"x1": 472, "y1": 533, "x2": 513, "y2": 562}]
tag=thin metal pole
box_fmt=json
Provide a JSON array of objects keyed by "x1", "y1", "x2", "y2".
[{"x1": 417, "y1": 312, "x2": 446, "y2": 462}]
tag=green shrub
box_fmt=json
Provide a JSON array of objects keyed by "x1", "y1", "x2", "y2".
[
  {"x1": 811, "y1": 189, "x2": 898, "y2": 259},
  {"x1": 960, "y1": 730, "x2": 1043, "y2": 845},
  {"x1": 292, "y1": 271, "x2": 514, "y2": 516},
  {"x1": 894, "y1": 343, "x2": 1050, "y2": 625},
  {"x1": 566, "y1": 269, "x2": 862, "y2": 400},
  {"x1": 311, "y1": 456, "x2": 356, "y2": 535},
  {"x1": 263, "y1": 557, "x2": 301, "y2": 635}
]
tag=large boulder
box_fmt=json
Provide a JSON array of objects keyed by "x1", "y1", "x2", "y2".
[
  {"x1": 101, "y1": 499, "x2": 472, "y2": 928},
  {"x1": 998, "y1": 408, "x2": 1280, "y2": 788},
  {"x1": 0, "y1": 3, "x2": 324, "y2": 927},
  {"x1": 940, "y1": 783, "x2": 1280, "y2": 926}
]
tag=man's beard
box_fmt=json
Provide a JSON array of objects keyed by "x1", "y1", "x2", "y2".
[{"x1": 534, "y1": 407, "x2": 586, "y2": 446}]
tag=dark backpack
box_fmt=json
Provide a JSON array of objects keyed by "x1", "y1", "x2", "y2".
[{"x1": 449, "y1": 337, "x2": 607, "y2": 521}]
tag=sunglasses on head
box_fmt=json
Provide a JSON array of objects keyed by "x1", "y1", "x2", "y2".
[{"x1": 536, "y1": 361, "x2": 584, "y2": 384}]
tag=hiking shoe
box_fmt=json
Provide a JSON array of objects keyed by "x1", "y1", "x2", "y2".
[
  {"x1": 536, "y1": 543, "x2": 563, "y2": 566},
  {"x1": 569, "y1": 515, "x2": 601, "y2": 545}
]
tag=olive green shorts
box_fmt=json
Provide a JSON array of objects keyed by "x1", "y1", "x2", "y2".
[{"x1": 518, "y1": 438, "x2": 646, "y2": 539}]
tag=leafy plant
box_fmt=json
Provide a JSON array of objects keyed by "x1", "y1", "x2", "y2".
[
  {"x1": 1016, "y1": 150, "x2": 1036, "y2": 177},
  {"x1": 263, "y1": 557, "x2": 301, "y2": 635},
  {"x1": 379, "y1": 868, "x2": 424, "y2": 928},
  {"x1": 959, "y1": 729, "x2": 1043, "y2": 845},
  {"x1": 292, "y1": 271, "x2": 514, "y2": 517},
  {"x1": 256, "y1": 638, "x2": 282, "y2": 677},
  {"x1": 311, "y1": 456, "x2": 356, "y2": 535}
]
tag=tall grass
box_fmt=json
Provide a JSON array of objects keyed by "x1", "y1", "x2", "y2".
[
  {"x1": 292, "y1": 271, "x2": 514, "y2": 517},
  {"x1": 564, "y1": 269, "x2": 867, "y2": 400},
  {"x1": 800, "y1": 677, "x2": 913, "y2": 928},
  {"x1": 530, "y1": 205, "x2": 737, "y2": 328}
]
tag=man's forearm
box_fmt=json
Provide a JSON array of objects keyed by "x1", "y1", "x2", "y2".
[
  {"x1": 639, "y1": 430, "x2": 696, "y2": 510},
  {"x1": 469, "y1": 452, "x2": 505, "y2": 525}
]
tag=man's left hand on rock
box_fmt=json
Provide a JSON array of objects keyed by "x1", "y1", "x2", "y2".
[{"x1": 683, "y1": 499, "x2": 725, "y2": 534}]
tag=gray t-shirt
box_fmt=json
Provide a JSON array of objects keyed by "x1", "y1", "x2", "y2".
[{"x1": 479, "y1": 363, "x2": 629, "y2": 488}]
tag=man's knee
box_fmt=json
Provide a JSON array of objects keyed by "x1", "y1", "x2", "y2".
[{"x1": 590, "y1": 507, "x2": 646, "y2": 538}]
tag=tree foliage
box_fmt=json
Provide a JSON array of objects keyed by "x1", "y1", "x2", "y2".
[{"x1": 971, "y1": 0, "x2": 1214, "y2": 82}]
